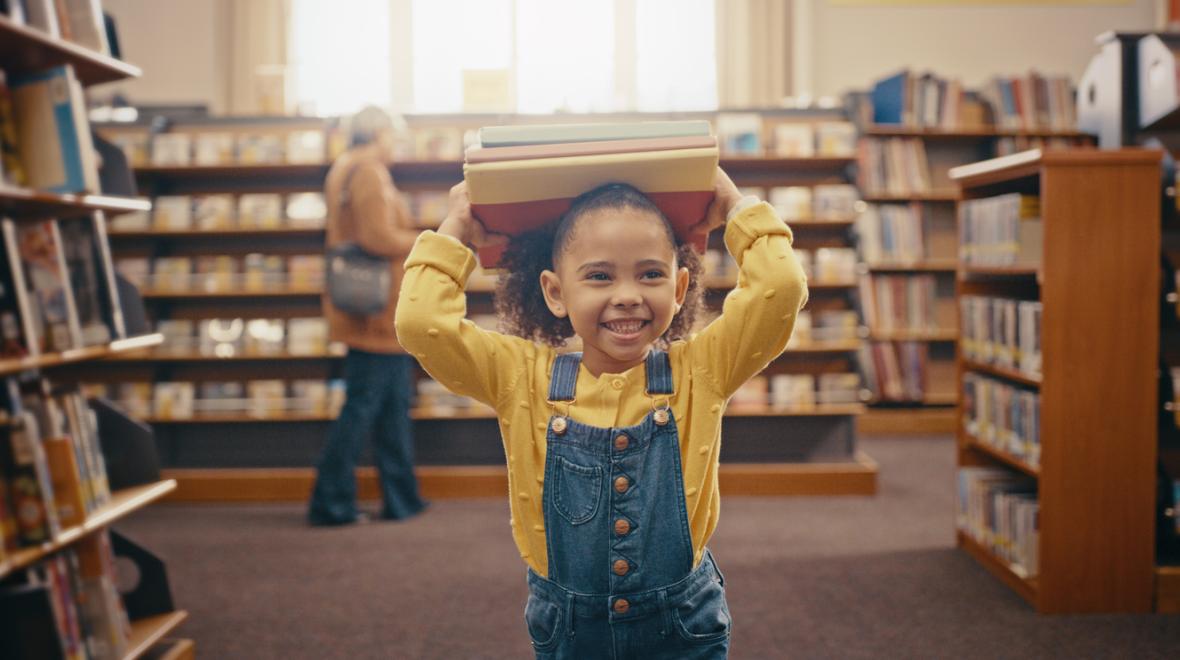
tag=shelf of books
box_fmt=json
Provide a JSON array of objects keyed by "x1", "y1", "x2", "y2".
[
  {"x1": 1, "y1": 4, "x2": 193, "y2": 654},
  {"x1": 950, "y1": 148, "x2": 1160, "y2": 613},
  {"x1": 84, "y1": 109, "x2": 879, "y2": 498},
  {"x1": 848, "y1": 70, "x2": 1095, "y2": 434}
]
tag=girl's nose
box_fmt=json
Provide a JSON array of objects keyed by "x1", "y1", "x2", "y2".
[{"x1": 610, "y1": 284, "x2": 643, "y2": 307}]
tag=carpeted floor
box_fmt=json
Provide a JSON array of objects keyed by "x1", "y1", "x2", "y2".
[{"x1": 117, "y1": 436, "x2": 1180, "y2": 659}]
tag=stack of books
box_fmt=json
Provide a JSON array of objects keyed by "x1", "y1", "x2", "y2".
[{"x1": 463, "y1": 121, "x2": 719, "y2": 267}]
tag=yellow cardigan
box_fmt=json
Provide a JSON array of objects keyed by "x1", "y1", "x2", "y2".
[{"x1": 395, "y1": 201, "x2": 808, "y2": 577}]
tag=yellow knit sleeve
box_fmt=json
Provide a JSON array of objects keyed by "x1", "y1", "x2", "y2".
[
  {"x1": 395, "y1": 231, "x2": 530, "y2": 408},
  {"x1": 687, "y1": 201, "x2": 809, "y2": 397}
]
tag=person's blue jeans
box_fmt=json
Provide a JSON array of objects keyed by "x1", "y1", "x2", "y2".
[{"x1": 308, "y1": 349, "x2": 426, "y2": 524}]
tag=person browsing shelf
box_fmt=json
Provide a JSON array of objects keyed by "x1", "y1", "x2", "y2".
[
  {"x1": 308, "y1": 106, "x2": 427, "y2": 526},
  {"x1": 394, "y1": 169, "x2": 808, "y2": 657}
]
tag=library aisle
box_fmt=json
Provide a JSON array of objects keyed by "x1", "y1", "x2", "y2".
[{"x1": 116, "y1": 437, "x2": 1180, "y2": 659}]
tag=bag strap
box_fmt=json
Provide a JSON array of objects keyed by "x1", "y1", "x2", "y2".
[{"x1": 335, "y1": 161, "x2": 364, "y2": 239}]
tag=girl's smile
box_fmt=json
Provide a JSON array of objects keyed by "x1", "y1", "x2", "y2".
[{"x1": 540, "y1": 207, "x2": 689, "y2": 376}]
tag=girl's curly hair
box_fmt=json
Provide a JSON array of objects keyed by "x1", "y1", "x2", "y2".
[{"x1": 495, "y1": 183, "x2": 703, "y2": 348}]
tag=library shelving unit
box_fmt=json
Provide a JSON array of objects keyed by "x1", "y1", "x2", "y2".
[
  {"x1": 86, "y1": 110, "x2": 878, "y2": 500},
  {"x1": 851, "y1": 121, "x2": 1093, "y2": 435},
  {"x1": 0, "y1": 14, "x2": 191, "y2": 658},
  {"x1": 950, "y1": 148, "x2": 1160, "y2": 613}
]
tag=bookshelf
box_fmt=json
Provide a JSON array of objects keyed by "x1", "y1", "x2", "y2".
[
  {"x1": 86, "y1": 109, "x2": 879, "y2": 499},
  {"x1": 950, "y1": 148, "x2": 1160, "y2": 613},
  {"x1": 853, "y1": 130, "x2": 1093, "y2": 431},
  {"x1": 0, "y1": 10, "x2": 191, "y2": 655}
]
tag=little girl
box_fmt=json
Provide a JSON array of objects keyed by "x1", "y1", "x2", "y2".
[{"x1": 395, "y1": 168, "x2": 808, "y2": 659}]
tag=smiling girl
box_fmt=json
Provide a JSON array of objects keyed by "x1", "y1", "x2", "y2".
[{"x1": 395, "y1": 168, "x2": 808, "y2": 659}]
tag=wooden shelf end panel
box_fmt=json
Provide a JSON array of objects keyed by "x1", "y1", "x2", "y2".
[{"x1": 125, "y1": 611, "x2": 189, "y2": 660}]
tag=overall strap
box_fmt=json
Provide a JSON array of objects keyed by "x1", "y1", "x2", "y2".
[
  {"x1": 548, "y1": 352, "x2": 582, "y2": 402},
  {"x1": 645, "y1": 350, "x2": 673, "y2": 396}
]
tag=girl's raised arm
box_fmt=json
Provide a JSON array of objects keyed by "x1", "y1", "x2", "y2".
[
  {"x1": 395, "y1": 183, "x2": 526, "y2": 409},
  {"x1": 687, "y1": 169, "x2": 810, "y2": 398}
]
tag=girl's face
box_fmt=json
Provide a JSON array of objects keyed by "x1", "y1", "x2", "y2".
[{"x1": 540, "y1": 207, "x2": 689, "y2": 376}]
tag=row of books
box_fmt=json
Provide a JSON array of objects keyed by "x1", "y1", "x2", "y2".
[
  {"x1": 0, "y1": 64, "x2": 100, "y2": 193},
  {"x1": 959, "y1": 295, "x2": 1043, "y2": 378},
  {"x1": 729, "y1": 372, "x2": 865, "y2": 411},
  {"x1": 1, "y1": 379, "x2": 111, "y2": 550},
  {"x1": 0, "y1": 215, "x2": 125, "y2": 358},
  {"x1": 867, "y1": 69, "x2": 1078, "y2": 133},
  {"x1": 763, "y1": 184, "x2": 861, "y2": 223},
  {"x1": 116, "y1": 254, "x2": 324, "y2": 293},
  {"x1": 979, "y1": 73, "x2": 1078, "y2": 133},
  {"x1": 956, "y1": 467, "x2": 1040, "y2": 579},
  {"x1": 87, "y1": 379, "x2": 346, "y2": 421},
  {"x1": 119, "y1": 129, "x2": 331, "y2": 168},
  {"x1": 958, "y1": 193, "x2": 1042, "y2": 267},
  {"x1": 857, "y1": 273, "x2": 943, "y2": 333},
  {"x1": 0, "y1": 532, "x2": 132, "y2": 660},
  {"x1": 994, "y1": 135, "x2": 1088, "y2": 157},
  {"x1": 153, "y1": 317, "x2": 334, "y2": 358},
  {"x1": 110, "y1": 192, "x2": 327, "y2": 232},
  {"x1": 854, "y1": 203, "x2": 955, "y2": 264},
  {"x1": 869, "y1": 71, "x2": 982, "y2": 130},
  {"x1": 2, "y1": 0, "x2": 111, "y2": 55},
  {"x1": 962, "y1": 372, "x2": 1042, "y2": 468},
  {"x1": 798, "y1": 248, "x2": 857, "y2": 284},
  {"x1": 856, "y1": 138, "x2": 933, "y2": 196},
  {"x1": 787, "y1": 310, "x2": 860, "y2": 346},
  {"x1": 709, "y1": 114, "x2": 857, "y2": 158},
  {"x1": 860, "y1": 341, "x2": 934, "y2": 403}
]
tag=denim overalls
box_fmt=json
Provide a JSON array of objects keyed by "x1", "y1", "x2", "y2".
[{"x1": 524, "y1": 350, "x2": 731, "y2": 659}]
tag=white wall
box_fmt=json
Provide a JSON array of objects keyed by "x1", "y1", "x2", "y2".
[
  {"x1": 808, "y1": 0, "x2": 1159, "y2": 97},
  {"x1": 100, "y1": 0, "x2": 230, "y2": 113}
]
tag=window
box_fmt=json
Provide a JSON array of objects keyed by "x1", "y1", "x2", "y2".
[
  {"x1": 290, "y1": 0, "x2": 716, "y2": 115},
  {"x1": 289, "y1": 0, "x2": 392, "y2": 116}
]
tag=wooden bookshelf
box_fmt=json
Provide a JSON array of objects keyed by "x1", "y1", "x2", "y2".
[
  {"x1": 125, "y1": 611, "x2": 190, "y2": 660},
  {"x1": 160, "y1": 455, "x2": 878, "y2": 502},
  {"x1": 94, "y1": 119, "x2": 876, "y2": 497},
  {"x1": 864, "y1": 125, "x2": 1090, "y2": 139},
  {"x1": 0, "y1": 14, "x2": 141, "y2": 85},
  {"x1": 864, "y1": 259, "x2": 958, "y2": 273},
  {"x1": 139, "y1": 286, "x2": 322, "y2": 300},
  {"x1": 0, "y1": 333, "x2": 164, "y2": 377},
  {"x1": 0, "y1": 480, "x2": 177, "y2": 579},
  {"x1": 868, "y1": 328, "x2": 958, "y2": 342},
  {"x1": 951, "y1": 148, "x2": 1160, "y2": 613},
  {"x1": 861, "y1": 191, "x2": 959, "y2": 203},
  {"x1": 108, "y1": 226, "x2": 325, "y2": 240},
  {"x1": 0, "y1": 186, "x2": 151, "y2": 218},
  {"x1": 103, "y1": 348, "x2": 345, "y2": 363},
  {"x1": 961, "y1": 359, "x2": 1041, "y2": 388}
]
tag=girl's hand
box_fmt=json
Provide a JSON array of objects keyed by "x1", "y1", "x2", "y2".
[
  {"x1": 688, "y1": 167, "x2": 743, "y2": 251},
  {"x1": 438, "y1": 181, "x2": 509, "y2": 250}
]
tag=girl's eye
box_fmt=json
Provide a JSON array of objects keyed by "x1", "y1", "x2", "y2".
[
  {"x1": 586, "y1": 272, "x2": 610, "y2": 281},
  {"x1": 642, "y1": 270, "x2": 667, "y2": 280}
]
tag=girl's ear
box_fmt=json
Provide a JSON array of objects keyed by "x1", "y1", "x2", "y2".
[
  {"x1": 674, "y1": 266, "x2": 690, "y2": 311},
  {"x1": 539, "y1": 270, "x2": 567, "y2": 318}
]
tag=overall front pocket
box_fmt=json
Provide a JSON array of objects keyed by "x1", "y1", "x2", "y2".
[{"x1": 552, "y1": 456, "x2": 603, "y2": 525}]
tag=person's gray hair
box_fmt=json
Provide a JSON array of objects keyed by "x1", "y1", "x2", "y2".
[{"x1": 348, "y1": 105, "x2": 404, "y2": 147}]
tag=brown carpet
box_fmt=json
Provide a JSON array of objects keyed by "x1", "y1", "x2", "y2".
[{"x1": 116, "y1": 437, "x2": 1180, "y2": 659}]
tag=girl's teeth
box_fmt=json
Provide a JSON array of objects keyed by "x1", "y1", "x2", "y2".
[{"x1": 608, "y1": 321, "x2": 642, "y2": 333}]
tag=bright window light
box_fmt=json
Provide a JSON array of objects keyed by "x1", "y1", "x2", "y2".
[
  {"x1": 636, "y1": 0, "x2": 717, "y2": 111},
  {"x1": 291, "y1": 0, "x2": 717, "y2": 115},
  {"x1": 290, "y1": 0, "x2": 392, "y2": 116}
]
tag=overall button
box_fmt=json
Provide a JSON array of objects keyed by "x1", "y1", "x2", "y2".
[
  {"x1": 551, "y1": 417, "x2": 568, "y2": 434},
  {"x1": 614, "y1": 476, "x2": 630, "y2": 493},
  {"x1": 612, "y1": 559, "x2": 629, "y2": 576},
  {"x1": 614, "y1": 519, "x2": 631, "y2": 535},
  {"x1": 614, "y1": 434, "x2": 629, "y2": 451},
  {"x1": 613, "y1": 598, "x2": 630, "y2": 614}
]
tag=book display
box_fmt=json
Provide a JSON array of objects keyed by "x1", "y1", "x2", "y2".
[
  {"x1": 0, "y1": 9, "x2": 192, "y2": 658},
  {"x1": 847, "y1": 70, "x2": 1092, "y2": 434},
  {"x1": 85, "y1": 109, "x2": 878, "y2": 500},
  {"x1": 950, "y1": 148, "x2": 1160, "y2": 613}
]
